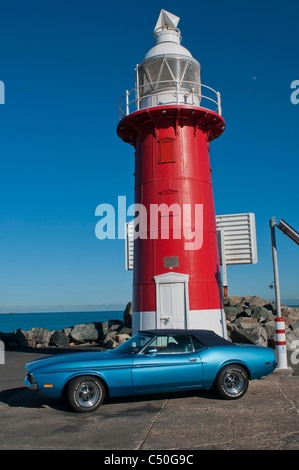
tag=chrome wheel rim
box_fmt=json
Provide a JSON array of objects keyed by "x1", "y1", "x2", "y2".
[
  {"x1": 223, "y1": 370, "x2": 244, "y2": 395},
  {"x1": 76, "y1": 381, "x2": 100, "y2": 408}
]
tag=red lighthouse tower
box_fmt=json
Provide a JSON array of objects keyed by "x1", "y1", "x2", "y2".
[{"x1": 117, "y1": 10, "x2": 227, "y2": 337}]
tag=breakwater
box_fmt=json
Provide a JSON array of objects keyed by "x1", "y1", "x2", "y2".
[{"x1": 1, "y1": 297, "x2": 299, "y2": 350}]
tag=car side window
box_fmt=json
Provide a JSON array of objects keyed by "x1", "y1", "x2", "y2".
[
  {"x1": 144, "y1": 335, "x2": 194, "y2": 354},
  {"x1": 191, "y1": 336, "x2": 205, "y2": 351}
]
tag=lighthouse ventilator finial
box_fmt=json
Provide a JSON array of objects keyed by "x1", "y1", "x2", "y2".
[
  {"x1": 154, "y1": 9, "x2": 180, "y2": 32},
  {"x1": 119, "y1": 10, "x2": 222, "y2": 118}
]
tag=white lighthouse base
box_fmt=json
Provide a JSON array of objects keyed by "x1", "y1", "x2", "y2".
[{"x1": 132, "y1": 309, "x2": 227, "y2": 339}]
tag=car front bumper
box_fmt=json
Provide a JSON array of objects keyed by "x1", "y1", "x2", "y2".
[{"x1": 24, "y1": 373, "x2": 39, "y2": 391}]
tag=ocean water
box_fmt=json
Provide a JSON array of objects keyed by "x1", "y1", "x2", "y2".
[
  {"x1": 0, "y1": 311, "x2": 124, "y2": 333},
  {"x1": 1, "y1": 305, "x2": 297, "y2": 334}
]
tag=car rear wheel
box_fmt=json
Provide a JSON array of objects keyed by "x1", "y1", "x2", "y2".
[
  {"x1": 67, "y1": 375, "x2": 105, "y2": 412},
  {"x1": 215, "y1": 364, "x2": 249, "y2": 400}
]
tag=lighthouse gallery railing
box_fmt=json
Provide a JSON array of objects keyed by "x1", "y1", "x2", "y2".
[{"x1": 119, "y1": 80, "x2": 222, "y2": 119}]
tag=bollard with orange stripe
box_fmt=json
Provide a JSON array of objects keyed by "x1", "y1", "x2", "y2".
[{"x1": 275, "y1": 317, "x2": 288, "y2": 369}]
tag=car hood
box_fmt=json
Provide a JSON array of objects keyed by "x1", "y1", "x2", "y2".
[{"x1": 25, "y1": 349, "x2": 117, "y2": 373}]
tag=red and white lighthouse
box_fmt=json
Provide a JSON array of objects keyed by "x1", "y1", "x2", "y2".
[{"x1": 117, "y1": 10, "x2": 227, "y2": 337}]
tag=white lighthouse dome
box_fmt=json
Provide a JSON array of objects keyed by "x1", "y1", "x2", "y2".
[
  {"x1": 144, "y1": 41, "x2": 193, "y2": 60},
  {"x1": 144, "y1": 17, "x2": 193, "y2": 60},
  {"x1": 137, "y1": 10, "x2": 201, "y2": 109}
]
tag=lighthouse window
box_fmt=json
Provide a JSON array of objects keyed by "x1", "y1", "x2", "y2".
[
  {"x1": 158, "y1": 138, "x2": 176, "y2": 163},
  {"x1": 138, "y1": 57, "x2": 201, "y2": 97}
]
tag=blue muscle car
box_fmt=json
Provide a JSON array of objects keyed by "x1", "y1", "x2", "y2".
[{"x1": 24, "y1": 329, "x2": 276, "y2": 412}]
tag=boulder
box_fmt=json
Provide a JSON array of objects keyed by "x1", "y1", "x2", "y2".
[
  {"x1": 110, "y1": 323, "x2": 121, "y2": 332},
  {"x1": 115, "y1": 333, "x2": 130, "y2": 345},
  {"x1": 63, "y1": 327, "x2": 72, "y2": 336},
  {"x1": 105, "y1": 339, "x2": 119, "y2": 349},
  {"x1": 102, "y1": 330, "x2": 118, "y2": 348},
  {"x1": 243, "y1": 308, "x2": 253, "y2": 316},
  {"x1": 244, "y1": 296, "x2": 269, "y2": 308},
  {"x1": 108, "y1": 319, "x2": 122, "y2": 329},
  {"x1": 0, "y1": 332, "x2": 17, "y2": 348},
  {"x1": 96, "y1": 322, "x2": 109, "y2": 338},
  {"x1": 227, "y1": 324, "x2": 268, "y2": 347},
  {"x1": 224, "y1": 298, "x2": 236, "y2": 307},
  {"x1": 251, "y1": 306, "x2": 273, "y2": 322},
  {"x1": 226, "y1": 323, "x2": 237, "y2": 341},
  {"x1": 70, "y1": 323, "x2": 100, "y2": 344},
  {"x1": 263, "y1": 321, "x2": 276, "y2": 348},
  {"x1": 118, "y1": 326, "x2": 132, "y2": 336},
  {"x1": 14, "y1": 329, "x2": 36, "y2": 348},
  {"x1": 290, "y1": 307, "x2": 299, "y2": 320},
  {"x1": 263, "y1": 302, "x2": 276, "y2": 313},
  {"x1": 31, "y1": 328, "x2": 53, "y2": 347},
  {"x1": 50, "y1": 330, "x2": 69, "y2": 348},
  {"x1": 262, "y1": 314, "x2": 276, "y2": 323},
  {"x1": 283, "y1": 316, "x2": 296, "y2": 328},
  {"x1": 280, "y1": 306, "x2": 299, "y2": 327},
  {"x1": 124, "y1": 302, "x2": 132, "y2": 325},
  {"x1": 224, "y1": 305, "x2": 243, "y2": 321},
  {"x1": 292, "y1": 326, "x2": 299, "y2": 338},
  {"x1": 228, "y1": 296, "x2": 246, "y2": 305},
  {"x1": 234, "y1": 317, "x2": 258, "y2": 329}
]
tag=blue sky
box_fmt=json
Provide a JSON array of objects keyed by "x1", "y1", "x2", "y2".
[{"x1": 0, "y1": 0, "x2": 298, "y2": 312}]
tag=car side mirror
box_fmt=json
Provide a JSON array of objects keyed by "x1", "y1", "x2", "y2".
[{"x1": 146, "y1": 348, "x2": 157, "y2": 355}]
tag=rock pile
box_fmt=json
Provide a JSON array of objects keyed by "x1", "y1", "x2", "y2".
[
  {"x1": 1, "y1": 298, "x2": 299, "y2": 351},
  {"x1": 225, "y1": 296, "x2": 299, "y2": 350},
  {"x1": 0, "y1": 302, "x2": 133, "y2": 350}
]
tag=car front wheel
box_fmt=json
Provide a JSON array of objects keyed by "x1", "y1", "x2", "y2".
[
  {"x1": 215, "y1": 364, "x2": 249, "y2": 399},
  {"x1": 67, "y1": 375, "x2": 105, "y2": 412}
]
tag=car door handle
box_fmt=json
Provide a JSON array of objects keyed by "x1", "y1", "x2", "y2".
[{"x1": 189, "y1": 358, "x2": 197, "y2": 362}]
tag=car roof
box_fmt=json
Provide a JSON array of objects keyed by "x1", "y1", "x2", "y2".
[{"x1": 140, "y1": 329, "x2": 232, "y2": 347}]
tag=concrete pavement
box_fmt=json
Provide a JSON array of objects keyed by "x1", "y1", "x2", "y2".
[{"x1": 0, "y1": 347, "x2": 299, "y2": 450}]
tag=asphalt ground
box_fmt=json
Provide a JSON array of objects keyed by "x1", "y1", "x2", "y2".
[{"x1": 0, "y1": 347, "x2": 299, "y2": 451}]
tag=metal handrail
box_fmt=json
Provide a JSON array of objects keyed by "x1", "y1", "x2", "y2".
[
  {"x1": 119, "y1": 80, "x2": 222, "y2": 119},
  {"x1": 153, "y1": 25, "x2": 182, "y2": 36}
]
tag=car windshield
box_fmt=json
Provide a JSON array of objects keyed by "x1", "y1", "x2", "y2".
[{"x1": 114, "y1": 333, "x2": 154, "y2": 355}]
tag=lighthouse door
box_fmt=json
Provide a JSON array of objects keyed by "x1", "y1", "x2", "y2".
[
  {"x1": 154, "y1": 273, "x2": 190, "y2": 329},
  {"x1": 159, "y1": 283, "x2": 185, "y2": 328}
]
